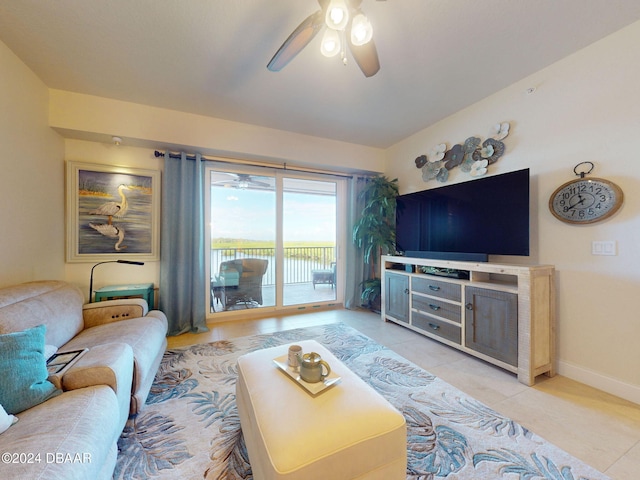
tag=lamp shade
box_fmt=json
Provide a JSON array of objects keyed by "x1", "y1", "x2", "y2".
[
  {"x1": 351, "y1": 14, "x2": 373, "y2": 46},
  {"x1": 320, "y1": 28, "x2": 341, "y2": 57},
  {"x1": 325, "y1": 0, "x2": 349, "y2": 31}
]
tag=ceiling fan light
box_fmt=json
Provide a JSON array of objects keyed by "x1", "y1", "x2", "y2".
[
  {"x1": 351, "y1": 14, "x2": 373, "y2": 46},
  {"x1": 325, "y1": 0, "x2": 349, "y2": 30},
  {"x1": 320, "y1": 28, "x2": 341, "y2": 57}
]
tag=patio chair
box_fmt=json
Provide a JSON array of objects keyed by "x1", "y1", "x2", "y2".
[
  {"x1": 311, "y1": 262, "x2": 336, "y2": 289},
  {"x1": 218, "y1": 258, "x2": 268, "y2": 310},
  {"x1": 210, "y1": 261, "x2": 241, "y2": 310}
]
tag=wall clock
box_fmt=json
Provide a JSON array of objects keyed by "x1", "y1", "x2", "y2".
[{"x1": 549, "y1": 162, "x2": 623, "y2": 224}]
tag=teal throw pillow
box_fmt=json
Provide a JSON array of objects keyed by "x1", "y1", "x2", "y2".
[{"x1": 0, "y1": 325, "x2": 62, "y2": 414}]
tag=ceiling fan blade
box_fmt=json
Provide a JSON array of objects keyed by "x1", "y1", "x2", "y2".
[
  {"x1": 235, "y1": 174, "x2": 272, "y2": 188},
  {"x1": 267, "y1": 10, "x2": 325, "y2": 72},
  {"x1": 348, "y1": 34, "x2": 380, "y2": 77},
  {"x1": 249, "y1": 180, "x2": 271, "y2": 188},
  {"x1": 211, "y1": 172, "x2": 237, "y2": 183}
]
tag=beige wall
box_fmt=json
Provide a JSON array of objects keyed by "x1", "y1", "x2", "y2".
[
  {"x1": 385, "y1": 20, "x2": 640, "y2": 403},
  {"x1": 49, "y1": 90, "x2": 386, "y2": 175},
  {"x1": 0, "y1": 40, "x2": 65, "y2": 287}
]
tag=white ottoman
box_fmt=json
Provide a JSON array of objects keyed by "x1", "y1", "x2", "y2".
[{"x1": 236, "y1": 340, "x2": 406, "y2": 480}]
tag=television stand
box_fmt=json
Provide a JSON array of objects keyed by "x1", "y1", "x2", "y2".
[{"x1": 381, "y1": 255, "x2": 556, "y2": 386}]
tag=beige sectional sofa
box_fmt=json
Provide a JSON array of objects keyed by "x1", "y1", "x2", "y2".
[{"x1": 0, "y1": 280, "x2": 168, "y2": 479}]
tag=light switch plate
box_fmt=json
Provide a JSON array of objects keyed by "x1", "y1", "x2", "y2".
[{"x1": 592, "y1": 241, "x2": 617, "y2": 255}]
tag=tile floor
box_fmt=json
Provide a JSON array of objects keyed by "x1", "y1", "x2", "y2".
[{"x1": 167, "y1": 308, "x2": 640, "y2": 479}]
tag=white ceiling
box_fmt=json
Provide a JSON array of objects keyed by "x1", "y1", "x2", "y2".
[{"x1": 2, "y1": 1, "x2": 640, "y2": 149}]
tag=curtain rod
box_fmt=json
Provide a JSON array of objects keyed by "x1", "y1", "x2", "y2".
[{"x1": 154, "y1": 150, "x2": 355, "y2": 179}]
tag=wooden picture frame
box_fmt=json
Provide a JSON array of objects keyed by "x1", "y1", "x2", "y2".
[{"x1": 66, "y1": 161, "x2": 160, "y2": 262}]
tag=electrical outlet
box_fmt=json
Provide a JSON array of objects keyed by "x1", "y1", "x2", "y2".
[{"x1": 592, "y1": 241, "x2": 617, "y2": 256}]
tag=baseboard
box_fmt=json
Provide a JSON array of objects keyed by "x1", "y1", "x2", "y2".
[{"x1": 558, "y1": 360, "x2": 640, "y2": 405}]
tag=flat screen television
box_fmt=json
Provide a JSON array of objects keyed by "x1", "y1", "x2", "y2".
[{"x1": 395, "y1": 168, "x2": 530, "y2": 262}]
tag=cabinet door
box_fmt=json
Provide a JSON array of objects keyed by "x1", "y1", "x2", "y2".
[
  {"x1": 465, "y1": 287, "x2": 518, "y2": 366},
  {"x1": 385, "y1": 273, "x2": 409, "y2": 323}
]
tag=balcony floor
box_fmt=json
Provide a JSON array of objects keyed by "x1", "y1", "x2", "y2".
[{"x1": 210, "y1": 282, "x2": 337, "y2": 313}]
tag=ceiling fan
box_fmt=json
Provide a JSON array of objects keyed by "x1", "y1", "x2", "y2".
[
  {"x1": 211, "y1": 173, "x2": 272, "y2": 189},
  {"x1": 267, "y1": 0, "x2": 382, "y2": 77}
]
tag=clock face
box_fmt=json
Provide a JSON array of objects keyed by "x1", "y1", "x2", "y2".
[{"x1": 549, "y1": 177, "x2": 623, "y2": 224}]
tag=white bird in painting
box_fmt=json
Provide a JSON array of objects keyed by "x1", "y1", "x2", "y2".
[
  {"x1": 90, "y1": 184, "x2": 130, "y2": 224},
  {"x1": 89, "y1": 223, "x2": 127, "y2": 251}
]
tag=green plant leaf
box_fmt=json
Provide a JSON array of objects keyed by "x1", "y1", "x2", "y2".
[{"x1": 353, "y1": 175, "x2": 399, "y2": 284}]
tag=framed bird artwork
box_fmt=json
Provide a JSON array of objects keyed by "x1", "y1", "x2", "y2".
[{"x1": 66, "y1": 161, "x2": 160, "y2": 262}]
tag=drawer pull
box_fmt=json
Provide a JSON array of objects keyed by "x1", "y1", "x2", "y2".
[
  {"x1": 428, "y1": 285, "x2": 440, "y2": 291},
  {"x1": 428, "y1": 323, "x2": 440, "y2": 330},
  {"x1": 404, "y1": 288, "x2": 410, "y2": 294},
  {"x1": 428, "y1": 304, "x2": 441, "y2": 311},
  {"x1": 466, "y1": 303, "x2": 473, "y2": 310}
]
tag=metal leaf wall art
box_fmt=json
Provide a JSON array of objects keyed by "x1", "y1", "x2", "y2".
[{"x1": 415, "y1": 122, "x2": 510, "y2": 183}]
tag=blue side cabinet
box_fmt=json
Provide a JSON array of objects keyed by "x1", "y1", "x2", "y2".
[{"x1": 94, "y1": 283, "x2": 155, "y2": 309}]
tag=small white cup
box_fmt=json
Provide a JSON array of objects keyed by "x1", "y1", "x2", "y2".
[{"x1": 288, "y1": 345, "x2": 302, "y2": 371}]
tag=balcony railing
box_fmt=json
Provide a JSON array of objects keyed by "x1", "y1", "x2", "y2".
[{"x1": 211, "y1": 246, "x2": 335, "y2": 285}]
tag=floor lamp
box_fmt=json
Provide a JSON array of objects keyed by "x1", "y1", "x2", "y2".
[{"x1": 89, "y1": 259, "x2": 144, "y2": 302}]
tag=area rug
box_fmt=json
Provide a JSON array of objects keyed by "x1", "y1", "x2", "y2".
[{"x1": 114, "y1": 323, "x2": 609, "y2": 479}]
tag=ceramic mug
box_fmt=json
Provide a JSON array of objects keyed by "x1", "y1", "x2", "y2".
[{"x1": 288, "y1": 345, "x2": 302, "y2": 371}]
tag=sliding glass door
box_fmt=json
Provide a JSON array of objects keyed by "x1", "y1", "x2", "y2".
[
  {"x1": 282, "y1": 178, "x2": 337, "y2": 306},
  {"x1": 208, "y1": 170, "x2": 276, "y2": 313},
  {"x1": 206, "y1": 165, "x2": 343, "y2": 317}
]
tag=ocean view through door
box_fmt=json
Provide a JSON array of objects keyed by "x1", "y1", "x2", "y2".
[{"x1": 207, "y1": 168, "x2": 341, "y2": 316}]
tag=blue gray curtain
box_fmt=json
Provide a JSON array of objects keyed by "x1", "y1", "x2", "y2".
[
  {"x1": 160, "y1": 152, "x2": 209, "y2": 335},
  {"x1": 345, "y1": 175, "x2": 369, "y2": 309}
]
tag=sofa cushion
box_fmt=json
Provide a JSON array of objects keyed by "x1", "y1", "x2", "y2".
[
  {"x1": 62, "y1": 315, "x2": 168, "y2": 412},
  {"x1": 2, "y1": 386, "x2": 120, "y2": 480},
  {"x1": 0, "y1": 281, "x2": 84, "y2": 348},
  {"x1": 45, "y1": 344, "x2": 58, "y2": 360},
  {"x1": 0, "y1": 325, "x2": 61, "y2": 414}
]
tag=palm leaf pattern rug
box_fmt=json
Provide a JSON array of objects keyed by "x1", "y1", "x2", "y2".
[{"x1": 114, "y1": 323, "x2": 610, "y2": 479}]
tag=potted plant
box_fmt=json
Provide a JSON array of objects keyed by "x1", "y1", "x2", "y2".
[{"x1": 352, "y1": 175, "x2": 399, "y2": 311}]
